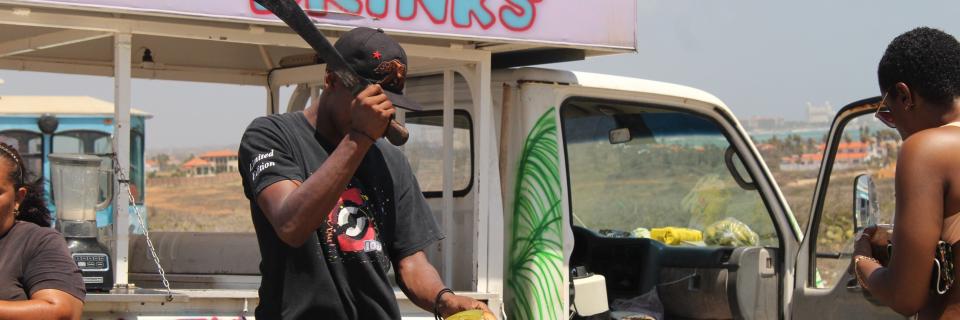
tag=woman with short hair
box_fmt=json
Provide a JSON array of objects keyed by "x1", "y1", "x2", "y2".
[{"x1": 853, "y1": 27, "x2": 960, "y2": 319}]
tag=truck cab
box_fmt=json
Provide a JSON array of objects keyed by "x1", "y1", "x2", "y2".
[
  {"x1": 399, "y1": 67, "x2": 798, "y2": 319},
  {"x1": 338, "y1": 67, "x2": 903, "y2": 319},
  {"x1": 0, "y1": 96, "x2": 150, "y2": 234}
]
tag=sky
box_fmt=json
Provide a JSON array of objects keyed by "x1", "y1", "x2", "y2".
[{"x1": 1, "y1": 0, "x2": 959, "y2": 151}]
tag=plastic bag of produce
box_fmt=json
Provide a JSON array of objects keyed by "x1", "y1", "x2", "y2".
[
  {"x1": 633, "y1": 227, "x2": 651, "y2": 239},
  {"x1": 704, "y1": 217, "x2": 759, "y2": 246}
]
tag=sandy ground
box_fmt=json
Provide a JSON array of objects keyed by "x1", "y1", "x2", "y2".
[{"x1": 145, "y1": 173, "x2": 254, "y2": 233}]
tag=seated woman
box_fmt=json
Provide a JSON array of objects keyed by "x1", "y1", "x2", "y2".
[
  {"x1": 853, "y1": 27, "x2": 960, "y2": 319},
  {"x1": 0, "y1": 143, "x2": 85, "y2": 319}
]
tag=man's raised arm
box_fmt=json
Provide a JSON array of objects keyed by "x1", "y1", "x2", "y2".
[{"x1": 256, "y1": 84, "x2": 394, "y2": 247}]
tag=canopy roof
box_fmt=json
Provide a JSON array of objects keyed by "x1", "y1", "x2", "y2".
[
  {"x1": 0, "y1": 95, "x2": 152, "y2": 117},
  {"x1": 0, "y1": 0, "x2": 637, "y2": 86}
]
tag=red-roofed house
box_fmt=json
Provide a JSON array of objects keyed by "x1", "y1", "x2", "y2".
[
  {"x1": 145, "y1": 159, "x2": 159, "y2": 174},
  {"x1": 182, "y1": 157, "x2": 215, "y2": 177},
  {"x1": 198, "y1": 150, "x2": 239, "y2": 174},
  {"x1": 779, "y1": 153, "x2": 822, "y2": 171},
  {"x1": 756, "y1": 143, "x2": 776, "y2": 152},
  {"x1": 780, "y1": 141, "x2": 877, "y2": 171},
  {"x1": 829, "y1": 142, "x2": 874, "y2": 165}
]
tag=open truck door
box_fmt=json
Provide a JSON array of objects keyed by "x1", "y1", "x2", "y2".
[{"x1": 791, "y1": 97, "x2": 905, "y2": 319}]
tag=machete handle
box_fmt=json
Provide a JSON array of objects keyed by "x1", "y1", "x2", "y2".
[
  {"x1": 386, "y1": 119, "x2": 409, "y2": 146},
  {"x1": 352, "y1": 82, "x2": 408, "y2": 146}
]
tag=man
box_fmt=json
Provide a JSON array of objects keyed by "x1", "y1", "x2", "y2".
[{"x1": 239, "y1": 27, "x2": 491, "y2": 319}]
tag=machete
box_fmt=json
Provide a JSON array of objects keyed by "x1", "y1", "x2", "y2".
[{"x1": 254, "y1": 0, "x2": 409, "y2": 146}]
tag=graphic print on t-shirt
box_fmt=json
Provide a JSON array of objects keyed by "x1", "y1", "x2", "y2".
[{"x1": 324, "y1": 185, "x2": 386, "y2": 263}]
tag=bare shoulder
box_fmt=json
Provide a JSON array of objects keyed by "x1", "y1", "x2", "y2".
[{"x1": 900, "y1": 126, "x2": 960, "y2": 170}]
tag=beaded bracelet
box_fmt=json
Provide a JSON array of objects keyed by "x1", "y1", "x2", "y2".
[{"x1": 854, "y1": 255, "x2": 880, "y2": 290}]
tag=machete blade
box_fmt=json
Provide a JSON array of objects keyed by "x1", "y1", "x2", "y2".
[{"x1": 253, "y1": 0, "x2": 368, "y2": 94}]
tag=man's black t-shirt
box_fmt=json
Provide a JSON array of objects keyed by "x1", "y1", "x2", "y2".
[{"x1": 238, "y1": 111, "x2": 442, "y2": 320}]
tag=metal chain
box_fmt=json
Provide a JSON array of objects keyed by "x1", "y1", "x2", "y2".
[{"x1": 112, "y1": 156, "x2": 173, "y2": 301}]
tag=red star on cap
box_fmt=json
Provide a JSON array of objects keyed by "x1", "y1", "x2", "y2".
[{"x1": 372, "y1": 51, "x2": 382, "y2": 60}]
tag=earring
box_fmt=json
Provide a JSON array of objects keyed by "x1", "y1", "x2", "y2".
[{"x1": 13, "y1": 208, "x2": 19, "y2": 217}]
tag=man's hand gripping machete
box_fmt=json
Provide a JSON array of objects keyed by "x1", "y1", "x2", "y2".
[{"x1": 254, "y1": 0, "x2": 409, "y2": 146}]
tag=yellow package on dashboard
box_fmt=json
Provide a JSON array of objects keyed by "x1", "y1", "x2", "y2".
[{"x1": 651, "y1": 227, "x2": 703, "y2": 245}]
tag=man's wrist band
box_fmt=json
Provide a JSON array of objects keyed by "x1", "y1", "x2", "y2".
[
  {"x1": 434, "y1": 288, "x2": 455, "y2": 320},
  {"x1": 350, "y1": 128, "x2": 376, "y2": 142}
]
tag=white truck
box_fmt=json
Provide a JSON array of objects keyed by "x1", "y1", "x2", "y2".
[{"x1": 0, "y1": 0, "x2": 907, "y2": 319}]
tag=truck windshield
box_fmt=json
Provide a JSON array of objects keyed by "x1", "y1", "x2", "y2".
[
  {"x1": 53, "y1": 130, "x2": 111, "y2": 155},
  {"x1": 0, "y1": 130, "x2": 43, "y2": 181},
  {"x1": 561, "y1": 98, "x2": 778, "y2": 247}
]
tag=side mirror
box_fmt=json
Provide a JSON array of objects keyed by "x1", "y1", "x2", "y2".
[
  {"x1": 608, "y1": 127, "x2": 631, "y2": 144},
  {"x1": 853, "y1": 174, "x2": 879, "y2": 232}
]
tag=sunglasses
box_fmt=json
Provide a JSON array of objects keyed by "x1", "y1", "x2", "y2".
[{"x1": 874, "y1": 91, "x2": 896, "y2": 129}]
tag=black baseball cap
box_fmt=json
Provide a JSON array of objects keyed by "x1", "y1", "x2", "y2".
[{"x1": 335, "y1": 27, "x2": 421, "y2": 111}]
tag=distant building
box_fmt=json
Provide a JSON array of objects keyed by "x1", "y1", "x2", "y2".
[
  {"x1": 145, "y1": 159, "x2": 159, "y2": 174},
  {"x1": 756, "y1": 143, "x2": 776, "y2": 152},
  {"x1": 831, "y1": 141, "x2": 870, "y2": 165},
  {"x1": 181, "y1": 157, "x2": 215, "y2": 177},
  {"x1": 744, "y1": 116, "x2": 785, "y2": 132},
  {"x1": 164, "y1": 156, "x2": 181, "y2": 171},
  {"x1": 779, "y1": 153, "x2": 822, "y2": 171},
  {"x1": 198, "y1": 150, "x2": 239, "y2": 174},
  {"x1": 780, "y1": 141, "x2": 875, "y2": 171},
  {"x1": 806, "y1": 102, "x2": 835, "y2": 124}
]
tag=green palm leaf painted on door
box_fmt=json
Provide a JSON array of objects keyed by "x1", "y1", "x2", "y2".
[{"x1": 508, "y1": 108, "x2": 564, "y2": 319}]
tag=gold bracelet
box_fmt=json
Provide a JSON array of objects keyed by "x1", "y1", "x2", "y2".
[{"x1": 854, "y1": 255, "x2": 880, "y2": 290}]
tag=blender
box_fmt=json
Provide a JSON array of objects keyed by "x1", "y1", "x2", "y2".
[{"x1": 49, "y1": 153, "x2": 114, "y2": 292}]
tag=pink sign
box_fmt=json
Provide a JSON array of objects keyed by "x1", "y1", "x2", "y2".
[{"x1": 6, "y1": 0, "x2": 636, "y2": 50}]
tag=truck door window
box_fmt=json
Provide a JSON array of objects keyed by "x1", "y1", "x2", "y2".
[
  {"x1": 0, "y1": 130, "x2": 43, "y2": 181},
  {"x1": 561, "y1": 98, "x2": 777, "y2": 247},
  {"x1": 812, "y1": 115, "x2": 899, "y2": 288},
  {"x1": 403, "y1": 110, "x2": 473, "y2": 197}
]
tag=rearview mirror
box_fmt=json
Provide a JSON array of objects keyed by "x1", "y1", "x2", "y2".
[
  {"x1": 853, "y1": 174, "x2": 878, "y2": 232},
  {"x1": 608, "y1": 128, "x2": 631, "y2": 144}
]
